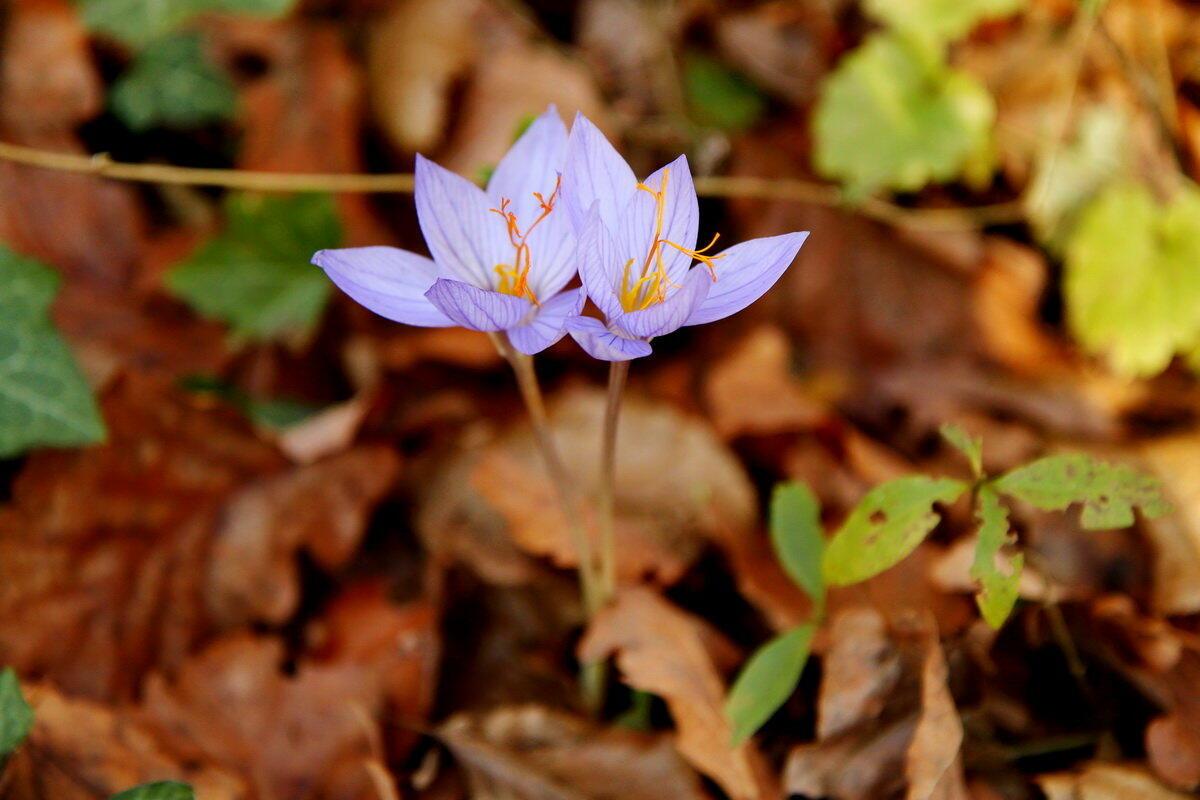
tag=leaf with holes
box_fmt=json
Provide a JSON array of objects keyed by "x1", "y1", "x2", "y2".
[
  {"x1": 725, "y1": 623, "x2": 816, "y2": 746},
  {"x1": 1065, "y1": 181, "x2": 1200, "y2": 377},
  {"x1": 166, "y1": 194, "x2": 341, "y2": 340},
  {"x1": 110, "y1": 782, "x2": 195, "y2": 800},
  {"x1": 769, "y1": 482, "x2": 825, "y2": 606},
  {"x1": 0, "y1": 668, "x2": 33, "y2": 758},
  {"x1": 110, "y1": 33, "x2": 236, "y2": 131},
  {"x1": 994, "y1": 453, "x2": 1170, "y2": 529},
  {"x1": 971, "y1": 486, "x2": 1022, "y2": 628},
  {"x1": 823, "y1": 476, "x2": 967, "y2": 586},
  {"x1": 79, "y1": 0, "x2": 297, "y2": 48},
  {"x1": 813, "y1": 33, "x2": 995, "y2": 198},
  {"x1": 864, "y1": 0, "x2": 1027, "y2": 42},
  {"x1": 0, "y1": 247, "x2": 106, "y2": 457}
]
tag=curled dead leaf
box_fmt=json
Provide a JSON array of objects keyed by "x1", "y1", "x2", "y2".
[
  {"x1": 438, "y1": 705, "x2": 707, "y2": 800},
  {"x1": 578, "y1": 587, "x2": 775, "y2": 800}
]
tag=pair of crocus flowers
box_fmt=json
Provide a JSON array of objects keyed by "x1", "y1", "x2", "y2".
[{"x1": 312, "y1": 108, "x2": 809, "y2": 360}]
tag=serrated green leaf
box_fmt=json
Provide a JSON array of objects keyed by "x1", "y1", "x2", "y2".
[
  {"x1": 940, "y1": 423, "x2": 983, "y2": 478},
  {"x1": 769, "y1": 482, "x2": 825, "y2": 605},
  {"x1": 0, "y1": 668, "x2": 34, "y2": 757},
  {"x1": 166, "y1": 193, "x2": 340, "y2": 340},
  {"x1": 864, "y1": 0, "x2": 1027, "y2": 42},
  {"x1": 813, "y1": 33, "x2": 995, "y2": 198},
  {"x1": 110, "y1": 33, "x2": 236, "y2": 131},
  {"x1": 684, "y1": 53, "x2": 767, "y2": 133},
  {"x1": 110, "y1": 781, "x2": 195, "y2": 800},
  {"x1": 823, "y1": 476, "x2": 967, "y2": 586},
  {"x1": 994, "y1": 453, "x2": 1171, "y2": 529},
  {"x1": 1027, "y1": 105, "x2": 1129, "y2": 253},
  {"x1": 725, "y1": 623, "x2": 815, "y2": 746},
  {"x1": 0, "y1": 247, "x2": 106, "y2": 457},
  {"x1": 1065, "y1": 181, "x2": 1200, "y2": 377},
  {"x1": 79, "y1": 0, "x2": 296, "y2": 48},
  {"x1": 971, "y1": 486, "x2": 1022, "y2": 628}
]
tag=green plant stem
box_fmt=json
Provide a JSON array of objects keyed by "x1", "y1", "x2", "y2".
[{"x1": 596, "y1": 360, "x2": 629, "y2": 604}]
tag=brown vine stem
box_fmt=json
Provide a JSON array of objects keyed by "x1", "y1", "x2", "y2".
[{"x1": 0, "y1": 140, "x2": 1025, "y2": 230}]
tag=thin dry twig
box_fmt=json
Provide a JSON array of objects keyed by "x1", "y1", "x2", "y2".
[{"x1": 0, "y1": 140, "x2": 1025, "y2": 230}]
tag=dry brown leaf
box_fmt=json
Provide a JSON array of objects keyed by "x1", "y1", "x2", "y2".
[
  {"x1": 713, "y1": 1, "x2": 834, "y2": 106},
  {"x1": 0, "y1": 379, "x2": 398, "y2": 701},
  {"x1": 578, "y1": 588, "x2": 775, "y2": 800},
  {"x1": 1138, "y1": 433, "x2": 1200, "y2": 615},
  {"x1": 1146, "y1": 713, "x2": 1200, "y2": 791},
  {"x1": 818, "y1": 608, "x2": 903, "y2": 740},
  {"x1": 205, "y1": 446, "x2": 399, "y2": 628},
  {"x1": 275, "y1": 394, "x2": 374, "y2": 464},
  {"x1": 140, "y1": 614, "x2": 425, "y2": 800},
  {"x1": 4, "y1": 684, "x2": 247, "y2": 800},
  {"x1": 905, "y1": 626, "x2": 968, "y2": 800},
  {"x1": 785, "y1": 717, "x2": 918, "y2": 800},
  {"x1": 438, "y1": 705, "x2": 708, "y2": 800},
  {"x1": 366, "y1": 0, "x2": 491, "y2": 152},
  {"x1": 1037, "y1": 762, "x2": 1193, "y2": 800},
  {"x1": 972, "y1": 239, "x2": 1071, "y2": 377},
  {"x1": 703, "y1": 326, "x2": 826, "y2": 439},
  {"x1": 419, "y1": 388, "x2": 756, "y2": 587},
  {"x1": 0, "y1": 0, "x2": 144, "y2": 287}
]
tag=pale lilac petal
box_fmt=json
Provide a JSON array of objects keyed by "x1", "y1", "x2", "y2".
[
  {"x1": 618, "y1": 155, "x2": 699, "y2": 289},
  {"x1": 562, "y1": 113, "x2": 637, "y2": 235},
  {"x1": 577, "y1": 206, "x2": 625, "y2": 320},
  {"x1": 684, "y1": 232, "x2": 809, "y2": 326},
  {"x1": 313, "y1": 246, "x2": 453, "y2": 327},
  {"x1": 524, "y1": 207, "x2": 577, "y2": 299},
  {"x1": 487, "y1": 106, "x2": 568, "y2": 223},
  {"x1": 506, "y1": 288, "x2": 585, "y2": 355},
  {"x1": 424, "y1": 278, "x2": 533, "y2": 332},
  {"x1": 567, "y1": 315, "x2": 653, "y2": 361},
  {"x1": 616, "y1": 266, "x2": 712, "y2": 339},
  {"x1": 414, "y1": 154, "x2": 509, "y2": 288}
]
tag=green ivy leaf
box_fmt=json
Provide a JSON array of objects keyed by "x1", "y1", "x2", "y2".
[
  {"x1": 823, "y1": 476, "x2": 967, "y2": 586},
  {"x1": 940, "y1": 423, "x2": 983, "y2": 478},
  {"x1": 813, "y1": 33, "x2": 995, "y2": 198},
  {"x1": 864, "y1": 0, "x2": 1027, "y2": 43},
  {"x1": 1065, "y1": 181, "x2": 1200, "y2": 377},
  {"x1": 971, "y1": 486, "x2": 1022, "y2": 628},
  {"x1": 0, "y1": 247, "x2": 106, "y2": 457},
  {"x1": 769, "y1": 482, "x2": 825, "y2": 606},
  {"x1": 0, "y1": 668, "x2": 34, "y2": 758},
  {"x1": 110, "y1": 33, "x2": 237, "y2": 132},
  {"x1": 79, "y1": 0, "x2": 296, "y2": 48},
  {"x1": 166, "y1": 193, "x2": 341, "y2": 341},
  {"x1": 110, "y1": 782, "x2": 195, "y2": 800},
  {"x1": 994, "y1": 453, "x2": 1171, "y2": 529},
  {"x1": 1026, "y1": 105, "x2": 1128, "y2": 253},
  {"x1": 684, "y1": 53, "x2": 767, "y2": 133},
  {"x1": 725, "y1": 623, "x2": 815, "y2": 746}
]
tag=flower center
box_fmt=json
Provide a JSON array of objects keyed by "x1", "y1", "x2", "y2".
[
  {"x1": 618, "y1": 167, "x2": 723, "y2": 313},
  {"x1": 490, "y1": 175, "x2": 562, "y2": 305}
]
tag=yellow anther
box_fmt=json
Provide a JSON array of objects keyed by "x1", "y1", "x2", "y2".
[
  {"x1": 488, "y1": 174, "x2": 562, "y2": 305},
  {"x1": 618, "y1": 167, "x2": 723, "y2": 312}
]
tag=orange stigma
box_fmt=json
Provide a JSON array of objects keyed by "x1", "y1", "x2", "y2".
[
  {"x1": 619, "y1": 167, "x2": 723, "y2": 312},
  {"x1": 489, "y1": 174, "x2": 562, "y2": 305}
]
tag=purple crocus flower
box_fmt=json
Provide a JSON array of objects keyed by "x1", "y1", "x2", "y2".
[
  {"x1": 561, "y1": 113, "x2": 809, "y2": 361},
  {"x1": 312, "y1": 107, "x2": 582, "y2": 355}
]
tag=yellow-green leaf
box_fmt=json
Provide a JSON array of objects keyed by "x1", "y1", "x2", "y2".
[
  {"x1": 994, "y1": 453, "x2": 1171, "y2": 529},
  {"x1": 813, "y1": 33, "x2": 995, "y2": 198},
  {"x1": 769, "y1": 482, "x2": 825, "y2": 605},
  {"x1": 940, "y1": 423, "x2": 983, "y2": 478},
  {"x1": 864, "y1": 0, "x2": 1028, "y2": 43},
  {"x1": 0, "y1": 668, "x2": 34, "y2": 758},
  {"x1": 1065, "y1": 181, "x2": 1200, "y2": 377},
  {"x1": 110, "y1": 33, "x2": 236, "y2": 131},
  {"x1": 725, "y1": 624, "x2": 815, "y2": 745},
  {"x1": 823, "y1": 476, "x2": 967, "y2": 586},
  {"x1": 110, "y1": 782, "x2": 195, "y2": 800},
  {"x1": 971, "y1": 486, "x2": 1022, "y2": 628}
]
